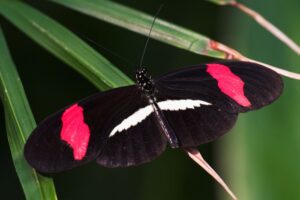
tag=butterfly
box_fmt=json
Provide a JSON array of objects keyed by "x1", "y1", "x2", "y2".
[{"x1": 24, "y1": 61, "x2": 283, "y2": 173}]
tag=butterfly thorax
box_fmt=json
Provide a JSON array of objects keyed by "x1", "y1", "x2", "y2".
[{"x1": 136, "y1": 67, "x2": 155, "y2": 96}]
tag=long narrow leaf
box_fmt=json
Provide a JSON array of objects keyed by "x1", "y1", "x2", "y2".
[
  {"x1": 50, "y1": 0, "x2": 227, "y2": 59},
  {"x1": 205, "y1": 0, "x2": 236, "y2": 5},
  {"x1": 50, "y1": 0, "x2": 300, "y2": 81},
  {"x1": 0, "y1": 0, "x2": 133, "y2": 91},
  {"x1": 0, "y1": 27, "x2": 57, "y2": 200}
]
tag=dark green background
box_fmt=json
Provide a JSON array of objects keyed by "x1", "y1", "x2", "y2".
[{"x1": 1, "y1": 0, "x2": 300, "y2": 200}]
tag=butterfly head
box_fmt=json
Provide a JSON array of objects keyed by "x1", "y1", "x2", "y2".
[{"x1": 136, "y1": 67, "x2": 154, "y2": 95}]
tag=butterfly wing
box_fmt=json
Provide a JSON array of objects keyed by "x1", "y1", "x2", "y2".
[
  {"x1": 155, "y1": 94, "x2": 238, "y2": 147},
  {"x1": 154, "y1": 61, "x2": 283, "y2": 147},
  {"x1": 155, "y1": 61, "x2": 283, "y2": 113},
  {"x1": 25, "y1": 85, "x2": 166, "y2": 172},
  {"x1": 96, "y1": 112, "x2": 167, "y2": 168}
]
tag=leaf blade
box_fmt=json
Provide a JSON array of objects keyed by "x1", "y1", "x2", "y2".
[
  {"x1": 205, "y1": 0, "x2": 236, "y2": 5},
  {"x1": 0, "y1": 26, "x2": 57, "y2": 200},
  {"x1": 50, "y1": 0, "x2": 227, "y2": 59},
  {"x1": 50, "y1": 0, "x2": 300, "y2": 81},
  {"x1": 0, "y1": 0, "x2": 133, "y2": 90}
]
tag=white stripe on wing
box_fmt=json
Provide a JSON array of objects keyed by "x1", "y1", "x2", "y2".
[{"x1": 109, "y1": 99, "x2": 211, "y2": 137}]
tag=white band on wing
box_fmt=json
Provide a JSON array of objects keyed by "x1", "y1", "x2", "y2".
[{"x1": 109, "y1": 99, "x2": 211, "y2": 137}]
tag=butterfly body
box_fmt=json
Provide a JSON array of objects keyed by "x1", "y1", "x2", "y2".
[
  {"x1": 24, "y1": 61, "x2": 283, "y2": 172},
  {"x1": 136, "y1": 67, "x2": 180, "y2": 148}
]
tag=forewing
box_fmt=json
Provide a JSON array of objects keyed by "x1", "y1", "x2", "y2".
[
  {"x1": 24, "y1": 86, "x2": 162, "y2": 173},
  {"x1": 155, "y1": 61, "x2": 283, "y2": 113},
  {"x1": 153, "y1": 61, "x2": 283, "y2": 147}
]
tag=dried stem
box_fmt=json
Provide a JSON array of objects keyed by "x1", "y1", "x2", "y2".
[
  {"x1": 209, "y1": 40, "x2": 300, "y2": 80},
  {"x1": 230, "y1": 2, "x2": 300, "y2": 55},
  {"x1": 242, "y1": 58, "x2": 300, "y2": 80},
  {"x1": 184, "y1": 148, "x2": 238, "y2": 200}
]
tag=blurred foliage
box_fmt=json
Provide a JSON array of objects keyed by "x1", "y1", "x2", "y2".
[{"x1": 219, "y1": 0, "x2": 300, "y2": 200}]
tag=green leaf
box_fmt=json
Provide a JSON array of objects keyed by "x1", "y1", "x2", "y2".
[
  {"x1": 0, "y1": 0, "x2": 133, "y2": 91},
  {"x1": 50, "y1": 0, "x2": 227, "y2": 59},
  {"x1": 205, "y1": 0, "x2": 236, "y2": 5},
  {"x1": 0, "y1": 27, "x2": 57, "y2": 200}
]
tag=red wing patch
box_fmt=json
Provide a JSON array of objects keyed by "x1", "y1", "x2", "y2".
[
  {"x1": 206, "y1": 63, "x2": 251, "y2": 107},
  {"x1": 61, "y1": 104, "x2": 90, "y2": 160}
]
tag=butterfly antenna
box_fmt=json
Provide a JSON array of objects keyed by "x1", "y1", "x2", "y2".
[
  {"x1": 82, "y1": 35, "x2": 135, "y2": 67},
  {"x1": 139, "y1": 4, "x2": 164, "y2": 69}
]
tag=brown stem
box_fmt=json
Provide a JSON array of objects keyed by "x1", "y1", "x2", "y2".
[
  {"x1": 184, "y1": 148, "x2": 238, "y2": 200},
  {"x1": 231, "y1": 2, "x2": 300, "y2": 55}
]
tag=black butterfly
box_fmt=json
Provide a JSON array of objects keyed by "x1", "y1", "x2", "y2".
[{"x1": 24, "y1": 61, "x2": 283, "y2": 173}]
